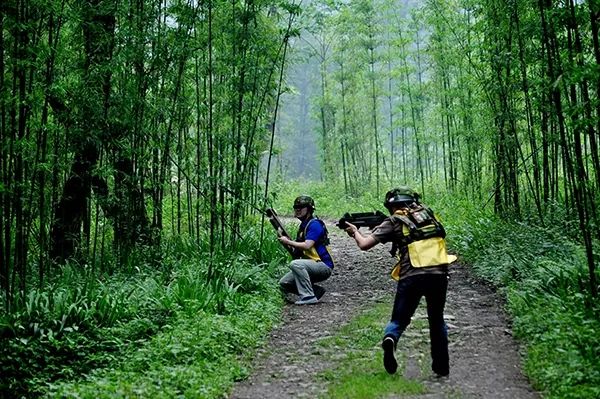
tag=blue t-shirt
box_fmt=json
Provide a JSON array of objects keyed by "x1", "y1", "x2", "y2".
[{"x1": 298, "y1": 218, "x2": 334, "y2": 268}]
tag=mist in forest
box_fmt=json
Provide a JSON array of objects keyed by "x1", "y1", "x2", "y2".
[
  {"x1": 275, "y1": 55, "x2": 321, "y2": 180},
  {"x1": 274, "y1": 0, "x2": 422, "y2": 182}
]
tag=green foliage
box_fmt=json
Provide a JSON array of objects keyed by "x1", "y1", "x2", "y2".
[
  {"x1": 0, "y1": 225, "x2": 286, "y2": 397},
  {"x1": 48, "y1": 292, "x2": 281, "y2": 398},
  {"x1": 233, "y1": 218, "x2": 292, "y2": 267},
  {"x1": 0, "y1": 324, "x2": 120, "y2": 397},
  {"x1": 270, "y1": 179, "x2": 381, "y2": 218},
  {"x1": 508, "y1": 290, "x2": 600, "y2": 399},
  {"x1": 437, "y1": 197, "x2": 600, "y2": 399},
  {"x1": 317, "y1": 302, "x2": 425, "y2": 398}
]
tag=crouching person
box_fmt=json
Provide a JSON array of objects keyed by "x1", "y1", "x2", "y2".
[{"x1": 278, "y1": 195, "x2": 334, "y2": 305}]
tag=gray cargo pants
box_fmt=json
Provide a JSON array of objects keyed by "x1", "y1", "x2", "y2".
[{"x1": 279, "y1": 259, "x2": 332, "y2": 298}]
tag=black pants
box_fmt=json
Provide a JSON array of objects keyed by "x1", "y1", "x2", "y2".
[{"x1": 383, "y1": 273, "x2": 449, "y2": 376}]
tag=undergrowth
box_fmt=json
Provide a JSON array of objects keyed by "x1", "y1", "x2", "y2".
[
  {"x1": 440, "y1": 198, "x2": 600, "y2": 399},
  {"x1": 47, "y1": 291, "x2": 282, "y2": 398},
  {"x1": 0, "y1": 222, "x2": 287, "y2": 398}
]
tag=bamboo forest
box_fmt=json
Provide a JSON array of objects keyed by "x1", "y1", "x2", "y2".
[{"x1": 1, "y1": 0, "x2": 599, "y2": 397}]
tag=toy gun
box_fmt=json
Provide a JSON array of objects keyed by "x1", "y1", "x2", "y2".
[
  {"x1": 265, "y1": 208, "x2": 300, "y2": 258},
  {"x1": 336, "y1": 210, "x2": 387, "y2": 229}
]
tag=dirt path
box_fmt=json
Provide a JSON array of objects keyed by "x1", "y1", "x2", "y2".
[{"x1": 229, "y1": 222, "x2": 540, "y2": 399}]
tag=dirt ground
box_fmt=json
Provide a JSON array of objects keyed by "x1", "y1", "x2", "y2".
[{"x1": 229, "y1": 222, "x2": 541, "y2": 399}]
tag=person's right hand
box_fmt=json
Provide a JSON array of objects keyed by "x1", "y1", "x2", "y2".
[{"x1": 278, "y1": 236, "x2": 292, "y2": 246}]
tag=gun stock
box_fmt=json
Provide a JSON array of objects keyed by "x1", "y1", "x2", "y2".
[{"x1": 336, "y1": 210, "x2": 387, "y2": 229}]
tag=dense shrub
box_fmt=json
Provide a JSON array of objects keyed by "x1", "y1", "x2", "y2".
[
  {"x1": 0, "y1": 225, "x2": 286, "y2": 398},
  {"x1": 440, "y1": 198, "x2": 600, "y2": 399}
]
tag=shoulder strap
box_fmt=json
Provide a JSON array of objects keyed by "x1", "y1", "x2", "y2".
[
  {"x1": 304, "y1": 217, "x2": 330, "y2": 246},
  {"x1": 392, "y1": 208, "x2": 446, "y2": 242},
  {"x1": 396, "y1": 214, "x2": 418, "y2": 233}
]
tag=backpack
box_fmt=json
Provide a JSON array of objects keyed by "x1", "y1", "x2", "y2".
[
  {"x1": 392, "y1": 205, "x2": 446, "y2": 246},
  {"x1": 390, "y1": 205, "x2": 449, "y2": 272}
]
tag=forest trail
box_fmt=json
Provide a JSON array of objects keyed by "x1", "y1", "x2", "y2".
[{"x1": 229, "y1": 222, "x2": 540, "y2": 399}]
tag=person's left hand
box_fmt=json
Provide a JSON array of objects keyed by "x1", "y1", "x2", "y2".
[
  {"x1": 278, "y1": 236, "x2": 291, "y2": 245},
  {"x1": 344, "y1": 222, "x2": 358, "y2": 237}
]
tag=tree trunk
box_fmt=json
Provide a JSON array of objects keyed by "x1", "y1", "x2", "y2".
[{"x1": 50, "y1": 0, "x2": 116, "y2": 264}]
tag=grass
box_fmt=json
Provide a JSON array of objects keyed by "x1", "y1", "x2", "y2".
[
  {"x1": 0, "y1": 226, "x2": 289, "y2": 398},
  {"x1": 438, "y1": 197, "x2": 600, "y2": 399},
  {"x1": 47, "y1": 297, "x2": 282, "y2": 398},
  {"x1": 316, "y1": 301, "x2": 426, "y2": 399}
]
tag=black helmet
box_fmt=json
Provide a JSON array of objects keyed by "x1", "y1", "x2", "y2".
[
  {"x1": 384, "y1": 186, "x2": 419, "y2": 210},
  {"x1": 293, "y1": 195, "x2": 315, "y2": 210}
]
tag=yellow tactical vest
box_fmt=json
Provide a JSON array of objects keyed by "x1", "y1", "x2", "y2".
[
  {"x1": 296, "y1": 218, "x2": 334, "y2": 264},
  {"x1": 390, "y1": 208, "x2": 456, "y2": 280}
]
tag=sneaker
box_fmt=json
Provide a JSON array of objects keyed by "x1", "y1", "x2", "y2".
[
  {"x1": 432, "y1": 362, "x2": 449, "y2": 378},
  {"x1": 382, "y1": 336, "x2": 398, "y2": 374},
  {"x1": 295, "y1": 296, "x2": 318, "y2": 305},
  {"x1": 313, "y1": 285, "x2": 326, "y2": 300},
  {"x1": 433, "y1": 370, "x2": 449, "y2": 379}
]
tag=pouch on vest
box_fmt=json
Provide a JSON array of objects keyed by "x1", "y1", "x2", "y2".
[
  {"x1": 391, "y1": 260, "x2": 401, "y2": 280},
  {"x1": 391, "y1": 244, "x2": 458, "y2": 281}
]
